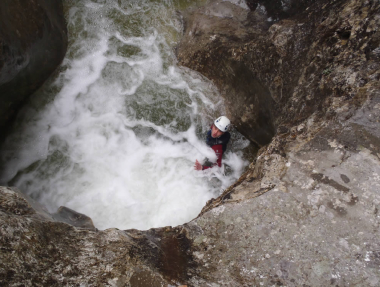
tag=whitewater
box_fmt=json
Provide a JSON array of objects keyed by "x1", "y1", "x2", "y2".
[{"x1": 0, "y1": 0, "x2": 250, "y2": 230}]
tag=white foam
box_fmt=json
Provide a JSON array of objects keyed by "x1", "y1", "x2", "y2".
[
  {"x1": 223, "y1": 0, "x2": 250, "y2": 10},
  {"x1": 0, "y1": 0, "x2": 249, "y2": 230}
]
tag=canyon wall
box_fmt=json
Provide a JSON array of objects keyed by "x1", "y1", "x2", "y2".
[
  {"x1": 0, "y1": 0, "x2": 67, "y2": 137},
  {"x1": 176, "y1": 0, "x2": 379, "y2": 147}
]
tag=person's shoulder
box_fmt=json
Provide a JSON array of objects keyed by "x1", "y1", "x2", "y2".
[{"x1": 221, "y1": 132, "x2": 230, "y2": 143}]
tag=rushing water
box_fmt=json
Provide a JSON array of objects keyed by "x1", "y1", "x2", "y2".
[{"x1": 0, "y1": 0, "x2": 251, "y2": 230}]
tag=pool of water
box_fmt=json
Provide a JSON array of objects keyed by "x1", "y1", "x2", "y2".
[{"x1": 0, "y1": 0, "x2": 251, "y2": 230}]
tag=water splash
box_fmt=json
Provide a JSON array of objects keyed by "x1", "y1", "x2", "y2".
[{"x1": 0, "y1": 0, "x2": 249, "y2": 230}]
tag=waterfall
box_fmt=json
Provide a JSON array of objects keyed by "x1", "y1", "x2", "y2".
[{"x1": 0, "y1": 0, "x2": 250, "y2": 230}]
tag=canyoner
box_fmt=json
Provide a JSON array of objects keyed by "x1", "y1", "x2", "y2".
[{"x1": 194, "y1": 116, "x2": 231, "y2": 172}]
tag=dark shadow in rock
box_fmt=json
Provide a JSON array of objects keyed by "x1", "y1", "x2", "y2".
[
  {"x1": 326, "y1": 201, "x2": 348, "y2": 217},
  {"x1": 340, "y1": 174, "x2": 350, "y2": 183},
  {"x1": 0, "y1": 0, "x2": 68, "y2": 140},
  {"x1": 224, "y1": 60, "x2": 276, "y2": 146},
  {"x1": 246, "y1": 0, "x2": 316, "y2": 21},
  {"x1": 311, "y1": 173, "x2": 350, "y2": 193}
]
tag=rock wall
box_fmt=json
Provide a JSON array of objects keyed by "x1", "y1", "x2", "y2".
[
  {"x1": 0, "y1": 0, "x2": 67, "y2": 137},
  {"x1": 1, "y1": 0, "x2": 380, "y2": 286},
  {"x1": 176, "y1": 0, "x2": 380, "y2": 147},
  {"x1": 0, "y1": 186, "x2": 192, "y2": 286},
  {"x1": 188, "y1": 91, "x2": 380, "y2": 286}
]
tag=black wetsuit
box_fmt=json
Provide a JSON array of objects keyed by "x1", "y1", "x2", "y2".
[{"x1": 203, "y1": 128, "x2": 230, "y2": 169}]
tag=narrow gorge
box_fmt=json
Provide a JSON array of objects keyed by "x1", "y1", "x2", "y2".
[{"x1": 1, "y1": 0, "x2": 379, "y2": 286}]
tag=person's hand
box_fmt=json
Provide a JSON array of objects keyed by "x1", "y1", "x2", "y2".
[{"x1": 194, "y1": 159, "x2": 202, "y2": 170}]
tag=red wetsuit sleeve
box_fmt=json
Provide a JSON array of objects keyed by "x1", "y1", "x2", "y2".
[{"x1": 202, "y1": 144, "x2": 223, "y2": 170}]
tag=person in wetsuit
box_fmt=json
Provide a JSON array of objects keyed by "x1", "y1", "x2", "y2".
[{"x1": 194, "y1": 116, "x2": 231, "y2": 170}]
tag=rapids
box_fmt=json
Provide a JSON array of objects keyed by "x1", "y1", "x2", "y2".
[{"x1": 0, "y1": 0, "x2": 251, "y2": 230}]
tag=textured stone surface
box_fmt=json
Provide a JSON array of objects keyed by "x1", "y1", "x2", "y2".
[
  {"x1": 186, "y1": 93, "x2": 380, "y2": 286},
  {"x1": 0, "y1": 0, "x2": 67, "y2": 137},
  {"x1": 0, "y1": 186, "x2": 192, "y2": 286},
  {"x1": 53, "y1": 206, "x2": 96, "y2": 231},
  {"x1": 176, "y1": 0, "x2": 380, "y2": 147}
]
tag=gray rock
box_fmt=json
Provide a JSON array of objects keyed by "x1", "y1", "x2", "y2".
[
  {"x1": 187, "y1": 94, "x2": 380, "y2": 286},
  {"x1": 53, "y1": 206, "x2": 96, "y2": 231},
  {"x1": 0, "y1": 186, "x2": 186, "y2": 286},
  {"x1": 0, "y1": 0, "x2": 67, "y2": 137},
  {"x1": 176, "y1": 0, "x2": 380, "y2": 147}
]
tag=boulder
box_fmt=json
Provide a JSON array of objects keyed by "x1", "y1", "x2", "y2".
[
  {"x1": 0, "y1": 186, "x2": 191, "y2": 286},
  {"x1": 0, "y1": 0, "x2": 67, "y2": 136}
]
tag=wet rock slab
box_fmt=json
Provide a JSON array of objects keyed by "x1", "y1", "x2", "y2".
[
  {"x1": 53, "y1": 206, "x2": 96, "y2": 231},
  {"x1": 186, "y1": 95, "x2": 380, "y2": 286},
  {"x1": 0, "y1": 186, "x2": 189, "y2": 286}
]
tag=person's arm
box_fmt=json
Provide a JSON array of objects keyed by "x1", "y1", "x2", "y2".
[
  {"x1": 202, "y1": 164, "x2": 213, "y2": 170},
  {"x1": 194, "y1": 159, "x2": 203, "y2": 170},
  {"x1": 195, "y1": 160, "x2": 214, "y2": 170}
]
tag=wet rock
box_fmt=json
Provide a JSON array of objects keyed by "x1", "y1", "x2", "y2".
[
  {"x1": 53, "y1": 206, "x2": 96, "y2": 231},
  {"x1": 0, "y1": 186, "x2": 51, "y2": 219},
  {"x1": 0, "y1": 0, "x2": 67, "y2": 137},
  {"x1": 185, "y1": 92, "x2": 380, "y2": 286},
  {"x1": 0, "y1": 186, "x2": 187, "y2": 286},
  {"x1": 177, "y1": 0, "x2": 275, "y2": 146},
  {"x1": 177, "y1": 0, "x2": 380, "y2": 147}
]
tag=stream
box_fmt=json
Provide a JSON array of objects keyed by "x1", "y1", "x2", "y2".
[{"x1": 0, "y1": 0, "x2": 252, "y2": 230}]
